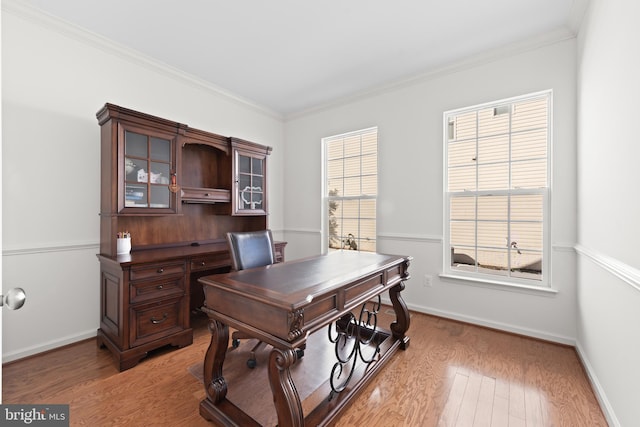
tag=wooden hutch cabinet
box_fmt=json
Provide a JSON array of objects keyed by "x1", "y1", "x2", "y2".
[{"x1": 95, "y1": 104, "x2": 284, "y2": 370}]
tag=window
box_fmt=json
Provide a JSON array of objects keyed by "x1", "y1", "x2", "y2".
[
  {"x1": 324, "y1": 127, "x2": 377, "y2": 252},
  {"x1": 444, "y1": 91, "x2": 551, "y2": 287}
]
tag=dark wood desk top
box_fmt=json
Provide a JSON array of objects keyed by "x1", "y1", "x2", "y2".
[{"x1": 200, "y1": 251, "x2": 411, "y2": 347}]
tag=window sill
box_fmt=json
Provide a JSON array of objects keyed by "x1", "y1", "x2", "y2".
[{"x1": 439, "y1": 273, "x2": 558, "y2": 296}]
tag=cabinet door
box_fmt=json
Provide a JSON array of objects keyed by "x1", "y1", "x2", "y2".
[
  {"x1": 233, "y1": 148, "x2": 268, "y2": 215},
  {"x1": 119, "y1": 124, "x2": 178, "y2": 214}
]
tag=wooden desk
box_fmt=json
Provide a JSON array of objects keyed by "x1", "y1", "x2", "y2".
[{"x1": 198, "y1": 251, "x2": 412, "y2": 426}]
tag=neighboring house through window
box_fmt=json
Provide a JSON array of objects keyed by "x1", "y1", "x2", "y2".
[
  {"x1": 324, "y1": 127, "x2": 378, "y2": 252},
  {"x1": 444, "y1": 91, "x2": 551, "y2": 287}
]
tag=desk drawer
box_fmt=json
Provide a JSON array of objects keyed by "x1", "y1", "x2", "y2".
[
  {"x1": 130, "y1": 297, "x2": 184, "y2": 347},
  {"x1": 190, "y1": 253, "x2": 230, "y2": 272},
  {"x1": 130, "y1": 276, "x2": 185, "y2": 304},
  {"x1": 130, "y1": 261, "x2": 186, "y2": 281}
]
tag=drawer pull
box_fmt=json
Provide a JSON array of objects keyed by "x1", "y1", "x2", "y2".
[
  {"x1": 157, "y1": 268, "x2": 164, "y2": 274},
  {"x1": 200, "y1": 261, "x2": 206, "y2": 266},
  {"x1": 150, "y1": 313, "x2": 168, "y2": 324},
  {"x1": 157, "y1": 285, "x2": 164, "y2": 290}
]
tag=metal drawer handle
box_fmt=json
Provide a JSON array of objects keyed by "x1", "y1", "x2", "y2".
[
  {"x1": 157, "y1": 268, "x2": 164, "y2": 274},
  {"x1": 200, "y1": 261, "x2": 206, "y2": 266},
  {"x1": 157, "y1": 285, "x2": 164, "y2": 290},
  {"x1": 150, "y1": 313, "x2": 168, "y2": 324}
]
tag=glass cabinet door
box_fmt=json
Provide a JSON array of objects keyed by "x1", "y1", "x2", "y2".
[
  {"x1": 122, "y1": 127, "x2": 176, "y2": 213},
  {"x1": 234, "y1": 150, "x2": 267, "y2": 215}
]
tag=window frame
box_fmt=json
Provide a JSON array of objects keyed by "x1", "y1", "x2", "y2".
[
  {"x1": 322, "y1": 127, "x2": 378, "y2": 254},
  {"x1": 442, "y1": 90, "x2": 552, "y2": 289}
]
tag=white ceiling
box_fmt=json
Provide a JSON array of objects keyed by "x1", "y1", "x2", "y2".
[{"x1": 17, "y1": 0, "x2": 588, "y2": 117}]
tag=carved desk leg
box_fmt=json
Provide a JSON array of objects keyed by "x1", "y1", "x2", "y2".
[
  {"x1": 199, "y1": 318, "x2": 229, "y2": 419},
  {"x1": 268, "y1": 347, "x2": 304, "y2": 427},
  {"x1": 389, "y1": 280, "x2": 411, "y2": 349}
]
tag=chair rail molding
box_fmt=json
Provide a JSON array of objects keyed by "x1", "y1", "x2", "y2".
[
  {"x1": 574, "y1": 244, "x2": 640, "y2": 292},
  {"x1": 2, "y1": 241, "x2": 100, "y2": 257}
]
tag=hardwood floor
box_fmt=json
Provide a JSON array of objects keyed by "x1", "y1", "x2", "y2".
[{"x1": 2, "y1": 310, "x2": 607, "y2": 426}]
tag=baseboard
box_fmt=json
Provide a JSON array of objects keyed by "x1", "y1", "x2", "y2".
[
  {"x1": 394, "y1": 300, "x2": 576, "y2": 346},
  {"x1": 2, "y1": 329, "x2": 97, "y2": 364},
  {"x1": 575, "y1": 341, "x2": 620, "y2": 427}
]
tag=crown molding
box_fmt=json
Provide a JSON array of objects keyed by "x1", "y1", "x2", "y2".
[
  {"x1": 285, "y1": 27, "x2": 576, "y2": 121},
  {"x1": 2, "y1": 0, "x2": 283, "y2": 121}
]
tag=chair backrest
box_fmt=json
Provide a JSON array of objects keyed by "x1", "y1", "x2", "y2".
[{"x1": 226, "y1": 230, "x2": 276, "y2": 271}]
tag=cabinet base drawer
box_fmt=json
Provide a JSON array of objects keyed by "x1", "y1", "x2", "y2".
[
  {"x1": 130, "y1": 277, "x2": 185, "y2": 304},
  {"x1": 130, "y1": 298, "x2": 185, "y2": 348}
]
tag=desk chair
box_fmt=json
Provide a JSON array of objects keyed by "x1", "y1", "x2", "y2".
[
  {"x1": 226, "y1": 230, "x2": 276, "y2": 368},
  {"x1": 226, "y1": 230, "x2": 304, "y2": 368}
]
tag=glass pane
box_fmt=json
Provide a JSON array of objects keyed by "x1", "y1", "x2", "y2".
[
  {"x1": 135, "y1": 167, "x2": 149, "y2": 183},
  {"x1": 448, "y1": 165, "x2": 475, "y2": 192},
  {"x1": 343, "y1": 135, "x2": 360, "y2": 157},
  {"x1": 125, "y1": 157, "x2": 147, "y2": 181},
  {"x1": 361, "y1": 153, "x2": 377, "y2": 175},
  {"x1": 359, "y1": 218, "x2": 376, "y2": 241},
  {"x1": 150, "y1": 162, "x2": 170, "y2": 184},
  {"x1": 477, "y1": 195, "x2": 507, "y2": 221},
  {"x1": 125, "y1": 184, "x2": 147, "y2": 207},
  {"x1": 477, "y1": 248, "x2": 508, "y2": 275},
  {"x1": 478, "y1": 134, "x2": 509, "y2": 163},
  {"x1": 252, "y1": 175, "x2": 263, "y2": 192},
  {"x1": 512, "y1": 98, "x2": 547, "y2": 132},
  {"x1": 327, "y1": 179, "x2": 343, "y2": 196},
  {"x1": 448, "y1": 140, "x2": 476, "y2": 168},
  {"x1": 452, "y1": 247, "x2": 476, "y2": 268},
  {"x1": 358, "y1": 239, "x2": 376, "y2": 252},
  {"x1": 511, "y1": 194, "x2": 543, "y2": 221},
  {"x1": 341, "y1": 219, "x2": 359, "y2": 241},
  {"x1": 360, "y1": 199, "x2": 376, "y2": 219},
  {"x1": 150, "y1": 137, "x2": 171, "y2": 162},
  {"x1": 477, "y1": 221, "x2": 508, "y2": 248},
  {"x1": 327, "y1": 158, "x2": 344, "y2": 179},
  {"x1": 450, "y1": 221, "x2": 475, "y2": 247},
  {"x1": 511, "y1": 249, "x2": 542, "y2": 280},
  {"x1": 125, "y1": 131, "x2": 147, "y2": 157},
  {"x1": 478, "y1": 107, "x2": 509, "y2": 137},
  {"x1": 478, "y1": 162, "x2": 508, "y2": 190},
  {"x1": 251, "y1": 192, "x2": 263, "y2": 210},
  {"x1": 326, "y1": 140, "x2": 343, "y2": 160},
  {"x1": 361, "y1": 175, "x2": 377, "y2": 195},
  {"x1": 149, "y1": 185, "x2": 169, "y2": 208},
  {"x1": 451, "y1": 111, "x2": 477, "y2": 141},
  {"x1": 239, "y1": 154, "x2": 251, "y2": 174},
  {"x1": 252, "y1": 157, "x2": 263, "y2": 175},
  {"x1": 344, "y1": 156, "x2": 360, "y2": 177},
  {"x1": 361, "y1": 132, "x2": 377, "y2": 154},
  {"x1": 511, "y1": 222, "x2": 542, "y2": 251},
  {"x1": 512, "y1": 129, "x2": 547, "y2": 161},
  {"x1": 239, "y1": 174, "x2": 251, "y2": 190},
  {"x1": 342, "y1": 199, "x2": 359, "y2": 218},
  {"x1": 512, "y1": 159, "x2": 546, "y2": 188},
  {"x1": 343, "y1": 176, "x2": 361, "y2": 197},
  {"x1": 450, "y1": 197, "x2": 475, "y2": 221}
]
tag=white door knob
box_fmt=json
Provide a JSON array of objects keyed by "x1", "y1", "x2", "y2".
[{"x1": 1, "y1": 288, "x2": 26, "y2": 310}]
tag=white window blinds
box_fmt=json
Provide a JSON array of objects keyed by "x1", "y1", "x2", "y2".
[
  {"x1": 325, "y1": 127, "x2": 377, "y2": 252},
  {"x1": 445, "y1": 92, "x2": 550, "y2": 285}
]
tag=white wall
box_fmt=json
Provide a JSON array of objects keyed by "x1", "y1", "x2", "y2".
[
  {"x1": 284, "y1": 38, "x2": 578, "y2": 344},
  {"x1": 576, "y1": 1, "x2": 640, "y2": 425},
  {"x1": 1, "y1": 2, "x2": 284, "y2": 361}
]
